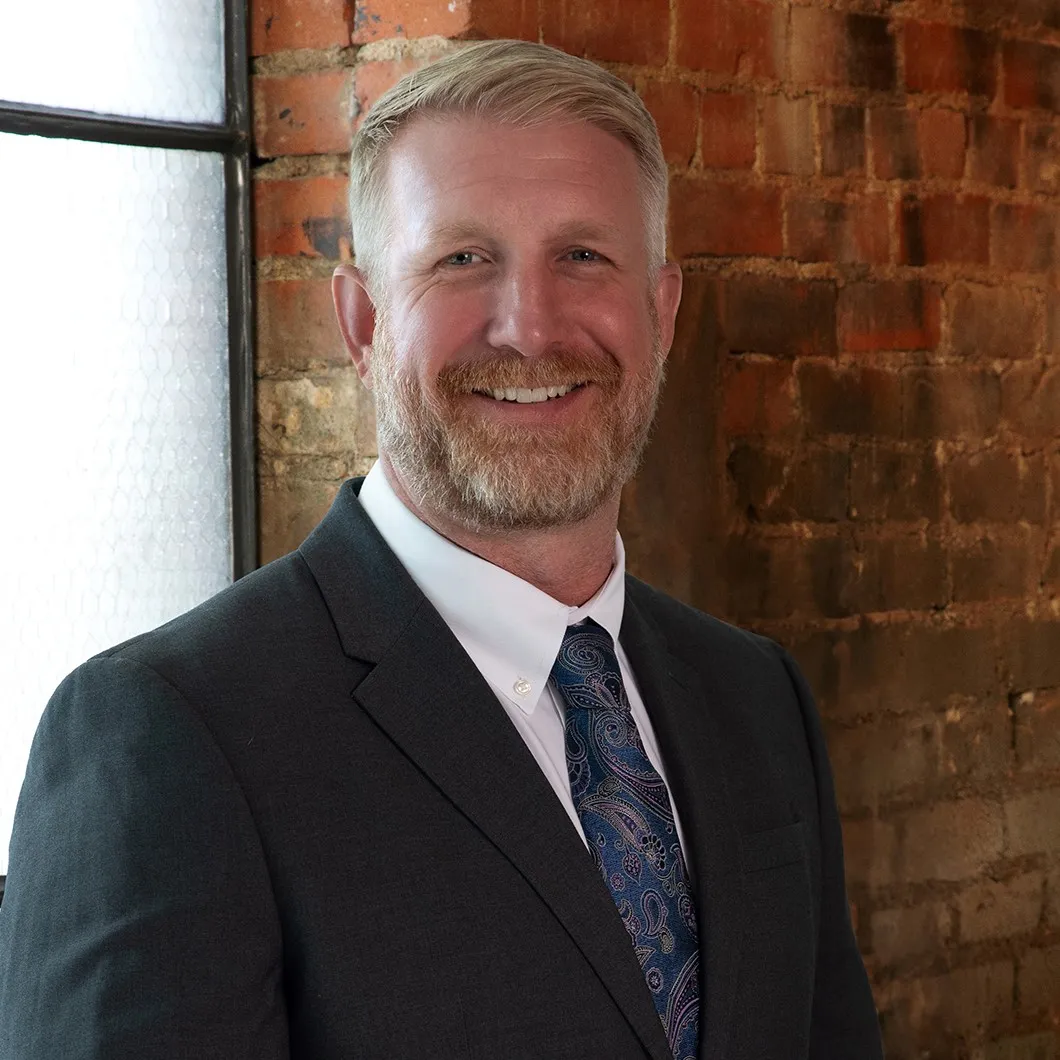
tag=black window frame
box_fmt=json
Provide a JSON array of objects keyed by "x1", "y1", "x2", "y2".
[{"x1": 0, "y1": 0, "x2": 256, "y2": 906}]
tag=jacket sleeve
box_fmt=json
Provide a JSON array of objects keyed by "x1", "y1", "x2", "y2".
[
  {"x1": 0, "y1": 655, "x2": 288, "y2": 1060},
  {"x1": 775, "y1": 645, "x2": 885, "y2": 1059}
]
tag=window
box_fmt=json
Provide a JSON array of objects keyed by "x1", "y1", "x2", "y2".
[{"x1": 0, "y1": 0, "x2": 255, "y2": 890}]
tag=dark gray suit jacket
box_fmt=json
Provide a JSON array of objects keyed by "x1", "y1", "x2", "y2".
[{"x1": 0, "y1": 479, "x2": 883, "y2": 1059}]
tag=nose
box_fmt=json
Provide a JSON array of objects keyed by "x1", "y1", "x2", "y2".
[{"x1": 485, "y1": 257, "x2": 564, "y2": 358}]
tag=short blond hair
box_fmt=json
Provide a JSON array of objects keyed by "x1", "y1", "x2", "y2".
[{"x1": 348, "y1": 39, "x2": 669, "y2": 293}]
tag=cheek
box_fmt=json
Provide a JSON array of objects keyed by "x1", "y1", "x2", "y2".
[{"x1": 401, "y1": 291, "x2": 490, "y2": 375}]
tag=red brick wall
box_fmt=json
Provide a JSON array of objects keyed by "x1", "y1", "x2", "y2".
[{"x1": 251, "y1": 2, "x2": 1060, "y2": 1054}]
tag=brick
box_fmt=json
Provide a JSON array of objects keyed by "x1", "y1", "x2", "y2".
[
  {"x1": 256, "y1": 278, "x2": 350, "y2": 374},
  {"x1": 902, "y1": 798, "x2": 1005, "y2": 882},
  {"x1": 1004, "y1": 39, "x2": 1060, "y2": 110},
  {"x1": 993, "y1": 203, "x2": 1058, "y2": 273},
  {"x1": 252, "y1": 0, "x2": 352, "y2": 53},
  {"x1": 952, "y1": 533, "x2": 1035, "y2": 602},
  {"x1": 828, "y1": 714, "x2": 936, "y2": 812},
  {"x1": 1026, "y1": 121, "x2": 1060, "y2": 192},
  {"x1": 788, "y1": 622, "x2": 997, "y2": 720},
  {"x1": 723, "y1": 535, "x2": 815, "y2": 621},
  {"x1": 799, "y1": 361, "x2": 902, "y2": 438},
  {"x1": 676, "y1": 0, "x2": 783, "y2": 79},
  {"x1": 542, "y1": 0, "x2": 669, "y2": 66},
  {"x1": 958, "y1": 872, "x2": 1045, "y2": 943},
  {"x1": 640, "y1": 80, "x2": 698, "y2": 167},
  {"x1": 939, "y1": 700, "x2": 1014, "y2": 781},
  {"x1": 669, "y1": 179, "x2": 783, "y2": 259},
  {"x1": 763, "y1": 95, "x2": 814, "y2": 176},
  {"x1": 838, "y1": 281, "x2": 942, "y2": 353},
  {"x1": 851, "y1": 444, "x2": 943, "y2": 522},
  {"x1": 1020, "y1": 945, "x2": 1060, "y2": 1017},
  {"x1": 919, "y1": 108, "x2": 967, "y2": 179},
  {"x1": 352, "y1": 0, "x2": 469, "y2": 43},
  {"x1": 900, "y1": 193, "x2": 991, "y2": 266},
  {"x1": 700, "y1": 92, "x2": 756, "y2": 170},
  {"x1": 254, "y1": 71, "x2": 353, "y2": 158},
  {"x1": 789, "y1": 9, "x2": 896, "y2": 91},
  {"x1": 949, "y1": 284, "x2": 1039, "y2": 360},
  {"x1": 903, "y1": 21, "x2": 998, "y2": 97},
  {"x1": 1001, "y1": 361, "x2": 1060, "y2": 439},
  {"x1": 786, "y1": 194, "x2": 889, "y2": 265},
  {"x1": 1007, "y1": 790, "x2": 1060, "y2": 857},
  {"x1": 877, "y1": 962, "x2": 1014, "y2": 1051},
  {"x1": 720, "y1": 356, "x2": 796, "y2": 437},
  {"x1": 984, "y1": 1032, "x2": 1059, "y2": 1060},
  {"x1": 904, "y1": 366, "x2": 1001, "y2": 441},
  {"x1": 969, "y1": 114, "x2": 1021, "y2": 187},
  {"x1": 949, "y1": 449, "x2": 1046, "y2": 524},
  {"x1": 869, "y1": 107, "x2": 920, "y2": 180},
  {"x1": 820, "y1": 104, "x2": 866, "y2": 176},
  {"x1": 726, "y1": 443, "x2": 849, "y2": 523},
  {"x1": 870, "y1": 901, "x2": 950, "y2": 965},
  {"x1": 254, "y1": 175, "x2": 350, "y2": 259},
  {"x1": 1006, "y1": 621, "x2": 1060, "y2": 689},
  {"x1": 799, "y1": 534, "x2": 946, "y2": 618},
  {"x1": 720, "y1": 275, "x2": 837, "y2": 357},
  {"x1": 842, "y1": 816, "x2": 898, "y2": 888},
  {"x1": 258, "y1": 369, "x2": 377, "y2": 457},
  {"x1": 463, "y1": 0, "x2": 538, "y2": 40},
  {"x1": 352, "y1": 57, "x2": 432, "y2": 128},
  {"x1": 259, "y1": 457, "x2": 350, "y2": 563},
  {"x1": 1014, "y1": 688, "x2": 1060, "y2": 771}
]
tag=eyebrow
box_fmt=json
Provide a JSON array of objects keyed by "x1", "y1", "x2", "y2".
[{"x1": 421, "y1": 219, "x2": 625, "y2": 249}]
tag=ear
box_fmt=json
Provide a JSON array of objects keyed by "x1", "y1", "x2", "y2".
[
  {"x1": 332, "y1": 264, "x2": 377, "y2": 387},
  {"x1": 653, "y1": 262, "x2": 683, "y2": 360}
]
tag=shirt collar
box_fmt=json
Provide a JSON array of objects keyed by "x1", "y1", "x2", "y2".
[{"x1": 357, "y1": 461, "x2": 626, "y2": 715}]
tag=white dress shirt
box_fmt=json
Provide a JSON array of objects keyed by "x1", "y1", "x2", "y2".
[{"x1": 357, "y1": 461, "x2": 691, "y2": 864}]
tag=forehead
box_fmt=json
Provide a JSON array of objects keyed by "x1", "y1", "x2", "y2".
[{"x1": 381, "y1": 114, "x2": 644, "y2": 238}]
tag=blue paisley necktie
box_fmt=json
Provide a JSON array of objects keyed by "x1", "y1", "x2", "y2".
[{"x1": 551, "y1": 620, "x2": 700, "y2": 1060}]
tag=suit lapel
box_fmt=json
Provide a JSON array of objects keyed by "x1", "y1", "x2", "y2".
[
  {"x1": 300, "y1": 482, "x2": 674, "y2": 1060},
  {"x1": 620, "y1": 585, "x2": 743, "y2": 1060}
]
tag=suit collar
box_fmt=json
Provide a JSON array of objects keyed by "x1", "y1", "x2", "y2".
[
  {"x1": 299, "y1": 480, "x2": 675, "y2": 1060},
  {"x1": 621, "y1": 583, "x2": 743, "y2": 1060}
]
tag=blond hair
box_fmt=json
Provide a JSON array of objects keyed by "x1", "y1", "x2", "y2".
[{"x1": 348, "y1": 39, "x2": 669, "y2": 292}]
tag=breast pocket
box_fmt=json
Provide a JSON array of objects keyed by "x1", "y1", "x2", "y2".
[{"x1": 730, "y1": 820, "x2": 816, "y2": 1058}]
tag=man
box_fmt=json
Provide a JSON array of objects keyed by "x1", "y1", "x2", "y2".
[{"x1": 0, "y1": 40, "x2": 883, "y2": 1060}]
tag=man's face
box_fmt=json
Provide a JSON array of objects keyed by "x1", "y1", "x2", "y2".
[{"x1": 362, "y1": 114, "x2": 681, "y2": 532}]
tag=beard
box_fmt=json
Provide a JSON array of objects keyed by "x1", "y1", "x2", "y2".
[{"x1": 369, "y1": 311, "x2": 666, "y2": 532}]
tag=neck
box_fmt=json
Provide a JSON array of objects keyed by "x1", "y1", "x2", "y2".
[{"x1": 378, "y1": 454, "x2": 620, "y2": 607}]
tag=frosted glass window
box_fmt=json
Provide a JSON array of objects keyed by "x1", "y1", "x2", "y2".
[
  {"x1": 0, "y1": 134, "x2": 233, "y2": 875},
  {"x1": 0, "y1": 0, "x2": 225, "y2": 124}
]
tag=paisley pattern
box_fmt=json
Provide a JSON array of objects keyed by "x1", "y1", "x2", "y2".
[{"x1": 551, "y1": 621, "x2": 700, "y2": 1060}]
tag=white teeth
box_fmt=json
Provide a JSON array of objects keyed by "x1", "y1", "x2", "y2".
[{"x1": 484, "y1": 383, "x2": 580, "y2": 402}]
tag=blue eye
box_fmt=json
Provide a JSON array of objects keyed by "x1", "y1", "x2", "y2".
[
  {"x1": 445, "y1": 251, "x2": 482, "y2": 266},
  {"x1": 569, "y1": 248, "x2": 600, "y2": 262}
]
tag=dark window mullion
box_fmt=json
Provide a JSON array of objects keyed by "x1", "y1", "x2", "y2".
[{"x1": 0, "y1": 99, "x2": 239, "y2": 152}]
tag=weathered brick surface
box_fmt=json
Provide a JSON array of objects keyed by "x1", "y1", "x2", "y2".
[
  {"x1": 640, "y1": 79, "x2": 698, "y2": 167},
  {"x1": 250, "y1": 2, "x2": 1060, "y2": 1053},
  {"x1": 254, "y1": 71, "x2": 353, "y2": 158},
  {"x1": 699, "y1": 91, "x2": 755, "y2": 170},
  {"x1": 252, "y1": 0, "x2": 352, "y2": 53},
  {"x1": 957, "y1": 873, "x2": 1045, "y2": 944},
  {"x1": 669, "y1": 179, "x2": 783, "y2": 258},
  {"x1": 1014, "y1": 689, "x2": 1060, "y2": 772},
  {"x1": 254, "y1": 175, "x2": 351, "y2": 259},
  {"x1": 903, "y1": 22, "x2": 998, "y2": 97}
]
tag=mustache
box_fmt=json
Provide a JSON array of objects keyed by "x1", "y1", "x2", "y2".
[{"x1": 436, "y1": 350, "x2": 621, "y2": 395}]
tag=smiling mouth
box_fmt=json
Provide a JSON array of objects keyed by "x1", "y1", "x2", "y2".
[{"x1": 472, "y1": 382, "x2": 587, "y2": 404}]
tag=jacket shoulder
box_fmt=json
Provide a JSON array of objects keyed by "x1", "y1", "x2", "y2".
[{"x1": 624, "y1": 574, "x2": 783, "y2": 668}]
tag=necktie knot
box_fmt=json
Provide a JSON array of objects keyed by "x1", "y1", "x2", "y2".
[{"x1": 551, "y1": 621, "x2": 630, "y2": 715}]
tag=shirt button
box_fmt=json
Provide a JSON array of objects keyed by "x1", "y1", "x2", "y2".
[{"x1": 513, "y1": 677, "x2": 532, "y2": 697}]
